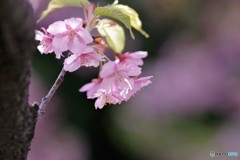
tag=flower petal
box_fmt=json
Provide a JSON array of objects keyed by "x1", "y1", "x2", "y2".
[
  {"x1": 95, "y1": 95, "x2": 106, "y2": 109},
  {"x1": 79, "y1": 82, "x2": 95, "y2": 92},
  {"x1": 52, "y1": 34, "x2": 68, "y2": 52},
  {"x1": 35, "y1": 30, "x2": 44, "y2": 41},
  {"x1": 101, "y1": 77, "x2": 116, "y2": 92},
  {"x1": 77, "y1": 28, "x2": 93, "y2": 44},
  {"x1": 130, "y1": 51, "x2": 148, "y2": 59},
  {"x1": 47, "y1": 21, "x2": 67, "y2": 35},
  {"x1": 37, "y1": 45, "x2": 45, "y2": 53},
  {"x1": 127, "y1": 65, "x2": 142, "y2": 76},
  {"x1": 68, "y1": 36, "x2": 86, "y2": 54},
  {"x1": 64, "y1": 18, "x2": 83, "y2": 29},
  {"x1": 63, "y1": 54, "x2": 81, "y2": 72},
  {"x1": 100, "y1": 61, "x2": 115, "y2": 78},
  {"x1": 54, "y1": 48, "x2": 63, "y2": 59}
]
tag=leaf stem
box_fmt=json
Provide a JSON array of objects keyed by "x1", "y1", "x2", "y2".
[{"x1": 38, "y1": 67, "x2": 66, "y2": 117}]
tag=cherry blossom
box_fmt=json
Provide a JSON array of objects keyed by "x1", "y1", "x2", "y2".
[
  {"x1": 79, "y1": 60, "x2": 152, "y2": 109},
  {"x1": 35, "y1": 29, "x2": 54, "y2": 55},
  {"x1": 79, "y1": 78, "x2": 102, "y2": 98},
  {"x1": 35, "y1": 28, "x2": 64, "y2": 59},
  {"x1": 94, "y1": 89, "x2": 123, "y2": 109},
  {"x1": 124, "y1": 76, "x2": 153, "y2": 101},
  {"x1": 35, "y1": 4, "x2": 152, "y2": 112},
  {"x1": 100, "y1": 61, "x2": 141, "y2": 95},
  {"x1": 47, "y1": 17, "x2": 93, "y2": 55},
  {"x1": 79, "y1": 76, "x2": 152, "y2": 109},
  {"x1": 117, "y1": 51, "x2": 148, "y2": 66},
  {"x1": 79, "y1": 79, "x2": 123, "y2": 109},
  {"x1": 63, "y1": 47, "x2": 105, "y2": 72}
]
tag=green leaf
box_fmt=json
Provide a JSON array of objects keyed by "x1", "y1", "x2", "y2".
[
  {"x1": 97, "y1": 19, "x2": 125, "y2": 53},
  {"x1": 94, "y1": 6, "x2": 135, "y2": 39},
  {"x1": 114, "y1": 4, "x2": 149, "y2": 38},
  {"x1": 38, "y1": 0, "x2": 89, "y2": 22}
]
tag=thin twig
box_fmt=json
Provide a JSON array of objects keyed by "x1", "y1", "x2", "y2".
[{"x1": 38, "y1": 67, "x2": 66, "y2": 117}]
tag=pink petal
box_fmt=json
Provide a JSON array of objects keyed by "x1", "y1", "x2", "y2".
[
  {"x1": 124, "y1": 76, "x2": 152, "y2": 101},
  {"x1": 79, "y1": 78, "x2": 102, "y2": 98},
  {"x1": 64, "y1": 18, "x2": 83, "y2": 29},
  {"x1": 77, "y1": 28, "x2": 93, "y2": 44},
  {"x1": 123, "y1": 77, "x2": 134, "y2": 90},
  {"x1": 37, "y1": 45, "x2": 45, "y2": 53},
  {"x1": 127, "y1": 65, "x2": 142, "y2": 76},
  {"x1": 100, "y1": 61, "x2": 115, "y2": 78},
  {"x1": 52, "y1": 34, "x2": 68, "y2": 52},
  {"x1": 108, "y1": 93, "x2": 123, "y2": 104},
  {"x1": 54, "y1": 48, "x2": 63, "y2": 59},
  {"x1": 68, "y1": 36, "x2": 86, "y2": 54},
  {"x1": 63, "y1": 54, "x2": 81, "y2": 72},
  {"x1": 101, "y1": 77, "x2": 116, "y2": 92},
  {"x1": 35, "y1": 30, "x2": 44, "y2": 41},
  {"x1": 80, "y1": 52, "x2": 104, "y2": 67},
  {"x1": 84, "y1": 47, "x2": 94, "y2": 53},
  {"x1": 79, "y1": 82, "x2": 95, "y2": 92},
  {"x1": 136, "y1": 76, "x2": 153, "y2": 87},
  {"x1": 65, "y1": 54, "x2": 78, "y2": 64},
  {"x1": 95, "y1": 96, "x2": 106, "y2": 109},
  {"x1": 47, "y1": 21, "x2": 67, "y2": 35},
  {"x1": 90, "y1": 57, "x2": 101, "y2": 67},
  {"x1": 130, "y1": 51, "x2": 148, "y2": 59}
]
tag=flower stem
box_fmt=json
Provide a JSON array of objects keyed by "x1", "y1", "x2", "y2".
[{"x1": 38, "y1": 67, "x2": 66, "y2": 117}]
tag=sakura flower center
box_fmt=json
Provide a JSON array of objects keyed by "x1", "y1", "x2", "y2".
[
  {"x1": 40, "y1": 37, "x2": 52, "y2": 47},
  {"x1": 68, "y1": 30, "x2": 76, "y2": 41},
  {"x1": 65, "y1": 24, "x2": 78, "y2": 40},
  {"x1": 81, "y1": 54, "x2": 92, "y2": 65}
]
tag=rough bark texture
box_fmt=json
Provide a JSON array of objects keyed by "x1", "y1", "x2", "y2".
[{"x1": 0, "y1": 0, "x2": 37, "y2": 159}]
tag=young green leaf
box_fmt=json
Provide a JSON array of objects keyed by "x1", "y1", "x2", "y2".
[
  {"x1": 97, "y1": 19, "x2": 125, "y2": 53},
  {"x1": 94, "y1": 6, "x2": 135, "y2": 39},
  {"x1": 38, "y1": 0, "x2": 89, "y2": 22},
  {"x1": 114, "y1": 4, "x2": 149, "y2": 38}
]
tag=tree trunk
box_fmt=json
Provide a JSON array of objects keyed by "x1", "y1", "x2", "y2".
[{"x1": 0, "y1": 0, "x2": 37, "y2": 159}]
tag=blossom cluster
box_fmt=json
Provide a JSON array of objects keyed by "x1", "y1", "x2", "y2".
[
  {"x1": 35, "y1": 17, "x2": 152, "y2": 109},
  {"x1": 80, "y1": 52, "x2": 152, "y2": 109}
]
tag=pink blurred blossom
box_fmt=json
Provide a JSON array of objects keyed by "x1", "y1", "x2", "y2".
[
  {"x1": 63, "y1": 47, "x2": 105, "y2": 72},
  {"x1": 117, "y1": 51, "x2": 148, "y2": 66},
  {"x1": 80, "y1": 59, "x2": 152, "y2": 109},
  {"x1": 100, "y1": 61, "x2": 141, "y2": 95},
  {"x1": 35, "y1": 28, "x2": 54, "y2": 55},
  {"x1": 47, "y1": 17, "x2": 93, "y2": 55}
]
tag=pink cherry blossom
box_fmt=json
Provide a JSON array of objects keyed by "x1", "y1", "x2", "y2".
[
  {"x1": 79, "y1": 78, "x2": 102, "y2": 98},
  {"x1": 94, "y1": 89, "x2": 123, "y2": 109},
  {"x1": 79, "y1": 67, "x2": 152, "y2": 109},
  {"x1": 79, "y1": 79, "x2": 123, "y2": 109},
  {"x1": 35, "y1": 28, "x2": 64, "y2": 59},
  {"x1": 47, "y1": 17, "x2": 93, "y2": 55},
  {"x1": 124, "y1": 76, "x2": 153, "y2": 101},
  {"x1": 35, "y1": 28, "x2": 54, "y2": 55},
  {"x1": 117, "y1": 51, "x2": 148, "y2": 66},
  {"x1": 79, "y1": 76, "x2": 152, "y2": 109},
  {"x1": 100, "y1": 61, "x2": 141, "y2": 96},
  {"x1": 63, "y1": 47, "x2": 105, "y2": 72}
]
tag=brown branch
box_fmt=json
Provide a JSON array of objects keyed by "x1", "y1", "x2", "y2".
[
  {"x1": 38, "y1": 67, "x2": 66, "y2": 116},
  {"x1": 0, "y1": 0, "x2": 38, "y2": 159}
]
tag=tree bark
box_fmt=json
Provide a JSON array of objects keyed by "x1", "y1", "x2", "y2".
[{"x1": 0, "y1": 0, "x2": 37, "y2": 159}]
